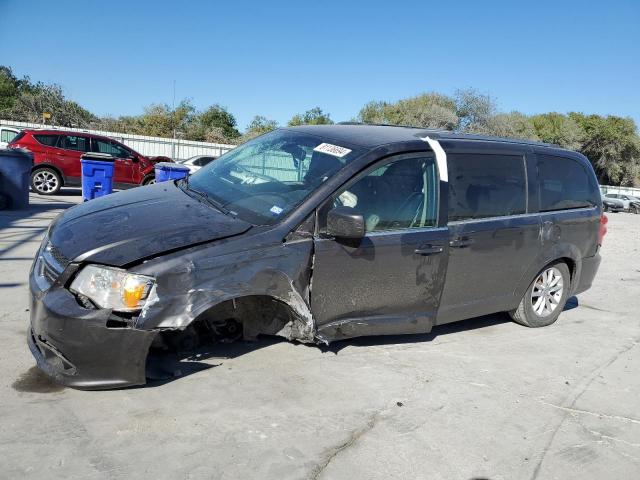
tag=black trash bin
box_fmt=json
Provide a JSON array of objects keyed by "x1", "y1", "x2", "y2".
[{"x1": 0, "y1": 148, "x2": 33, "y2": 210}]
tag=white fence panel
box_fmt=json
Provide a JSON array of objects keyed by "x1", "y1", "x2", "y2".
[
  {"x1": 600, "y1": 185, "x2": 640, "y2": 197},
  {"x1": 0, "y1": 119, "x2": 236, "y2": 160}
]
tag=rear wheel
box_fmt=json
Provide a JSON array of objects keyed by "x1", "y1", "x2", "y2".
[
  {"x1": 631, "y1": 204, "x2": 639, "y2": 214},
  {"x1": 143, "y1": 175, "x2": 155, "y2": 186},
  {"x1": 510, "y1": 262, "x2": 570, "y2": 328},
  {"x1": 31, "y1": 168, "x2": 62, "y2": 195}
]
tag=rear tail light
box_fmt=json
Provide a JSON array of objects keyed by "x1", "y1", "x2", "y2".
[{"x1": 598, "y1": 213, "x2": 608, "y2": 246}]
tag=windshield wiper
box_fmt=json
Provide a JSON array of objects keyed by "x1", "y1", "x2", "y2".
[{"x1": 182, "y1": 183, "x2": 231, "y2": 215}]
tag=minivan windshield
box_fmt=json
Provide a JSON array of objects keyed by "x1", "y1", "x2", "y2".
[{"x1": 185, "y1": 129, "x2": 365, "y2": 224}]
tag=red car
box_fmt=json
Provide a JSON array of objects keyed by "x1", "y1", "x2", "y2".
[{"x1": 8, "y1": 129, "x2": 170, "y2": 195}]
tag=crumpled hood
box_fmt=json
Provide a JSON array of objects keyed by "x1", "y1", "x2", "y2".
[{"x1": 49, "y1": 182, "x2": 252, "y2": 266}]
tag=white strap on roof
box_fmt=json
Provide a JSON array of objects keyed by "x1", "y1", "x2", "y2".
[{"x1": 420, "y1": 136, "x2": 448, "y2": 183}]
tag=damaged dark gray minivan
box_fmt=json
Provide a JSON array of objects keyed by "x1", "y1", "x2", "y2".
[{"x1": 28, "y1": 125, "x2": 606, "y2": 389}]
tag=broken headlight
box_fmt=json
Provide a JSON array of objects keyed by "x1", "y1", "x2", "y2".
[{"x1": 70, "y1": 265, "x2": 155, "y2": 312}]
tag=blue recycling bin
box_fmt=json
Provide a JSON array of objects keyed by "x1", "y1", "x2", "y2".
[
  {"x1": 80, "y1": 153, "x2": 115, "y2": 201},
  {"x1": 155, "y1": 162, "x2": 190, "y2": 183},
  {"x1": 0, "y1": 148, "x2": 33, "y2": 209}
]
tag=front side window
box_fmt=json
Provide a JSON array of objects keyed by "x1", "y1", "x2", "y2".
[
  {"x1": 448, "y1": 154, "x2": 527, "y2": 221},
  {"x1": 326, "y1": 156, "x2": 438, "y2": 233},
  {"x1": 93, "y1": 139, "x2": 130, "y2": 158},
  {"x1": 538, "y1": 155, "x2": 596, "y2": 211},
  {"x1": 33, "y1": 134, "x2": 60, "y2": 147},
  {"x1": 187, "y1": 129, "x2": 365, "y2": 225},
  {"x1": 61, "y1": 135, "x2": 90, "y2": 152}
]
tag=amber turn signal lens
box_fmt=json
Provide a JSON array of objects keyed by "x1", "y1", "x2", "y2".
[{"x1": 123, "y1": 277, "x2": 149, "y2": 308}]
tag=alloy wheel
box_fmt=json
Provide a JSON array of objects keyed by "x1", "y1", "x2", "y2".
[
  {"x1": 530, "y1": 266, "x2": 564, "y2": 317},
  {"x1": 33, "y1": 171, "x2": 59, "y2": 194}
]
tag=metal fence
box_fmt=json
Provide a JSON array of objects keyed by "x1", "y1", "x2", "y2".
[
  {"x1": 0, "y1": 119, "x2": 236, "y2": 160},
  {"x1": 600, "y1": 185, "x2": 640, "y2": 197}
]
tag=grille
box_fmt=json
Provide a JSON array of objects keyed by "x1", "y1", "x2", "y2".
[
  {"x1": 42, "y1": 259, "x2": 60, "y2": 284},
  {"x1": 46, "y1": 242, "x2": 70, "y2": 268}
]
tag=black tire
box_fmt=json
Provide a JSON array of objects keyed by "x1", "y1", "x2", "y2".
[
  {"x1": 142, "y1": 175, "x2": 155, "y2": 186},
  {"x1": 510, "y1": 261, "x2": 571, "y2": 328},
  {"x1": 632, "y1": 205, "x2": 640, "y2": 215},
  {"x1": 603, "y1": 204, "x2": 609, "y2": 213},
  {"x1": 31, "y1": 167, "x2": 62, "y2": 195}
]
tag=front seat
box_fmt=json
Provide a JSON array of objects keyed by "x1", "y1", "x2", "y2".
[{"x1": 373, "y1": 160, "x2": 424, "y2": 230}]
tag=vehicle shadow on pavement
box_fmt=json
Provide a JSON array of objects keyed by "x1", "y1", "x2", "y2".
[
  {"x1": 145, "y1": 298, "x2": 583, "y2": 387},
  {"x1": 319, "y1": 312, "x2": 512, "y2": 354}
]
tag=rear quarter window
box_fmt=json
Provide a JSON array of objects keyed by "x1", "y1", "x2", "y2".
[
  {"x1": 448, "y1": 153, "x2": 527, "y2": 221},
  {"x1": 33, "y1": 134, "x2": 60, "y2": 147},
  {"x1": 537, "y1": 155, "x2": 596, "y2": 211}
]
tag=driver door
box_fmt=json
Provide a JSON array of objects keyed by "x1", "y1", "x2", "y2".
[{"x1": 310, "y1": 153, "x2": 449, "y2": 340}]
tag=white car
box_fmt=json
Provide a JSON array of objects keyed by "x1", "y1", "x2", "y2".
[
  {"x1": 178, "y1": 155, "x2": 218, "y2": 173},
  {"x1": 0, "y1": 127, "x2": 20, "y2": 148}
]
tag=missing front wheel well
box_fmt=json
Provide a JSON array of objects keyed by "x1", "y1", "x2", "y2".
[{"x1": 145, "y1": 296, "x2": 301, "y2": 380}]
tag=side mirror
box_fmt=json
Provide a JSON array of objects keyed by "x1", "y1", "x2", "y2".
[
  {"x1": 326, "y1": 206, "x2": 365, "y2": 239},
  {"x1": 129, "y1": 154, "x2": 139, "y2": 163}
]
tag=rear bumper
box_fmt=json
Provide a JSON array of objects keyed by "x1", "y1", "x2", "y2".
[
  {"x1": 28, "y1": 274, "x2": 157, "y2": 390},
  {"x1": 574, "y1": 252, "x2": 601, "y2": 296}
]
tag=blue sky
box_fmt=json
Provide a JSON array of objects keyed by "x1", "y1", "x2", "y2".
[{"x1": 2, "y1": 0, "x2": 639, "y2": 130}]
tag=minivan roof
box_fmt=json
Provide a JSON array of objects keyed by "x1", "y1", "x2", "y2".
[{"x1": 286, "y1": 123, "x2": 560, "y2": 150}]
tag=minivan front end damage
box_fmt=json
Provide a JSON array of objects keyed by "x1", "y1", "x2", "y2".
[{"x1": 28, "y1": 234, "x2": 317, "y2": 389}]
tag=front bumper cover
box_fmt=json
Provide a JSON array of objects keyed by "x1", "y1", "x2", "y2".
[{"x1": 28, "y1": 274, "x2": 157, "y2": 390}]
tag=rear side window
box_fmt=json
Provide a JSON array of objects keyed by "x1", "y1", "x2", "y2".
[
  {"x1": 61, "y1": 135, "x2": 90, "y2": 152},
  {"x1": 448, "y1": 154, "x2": 527, "y2": 221},
  {"x1": 33, "y1": 134, "x2": 60, "y2": 147},
  {"x1": 538, "y1": 155, "x2": 596, "y2": 211}
]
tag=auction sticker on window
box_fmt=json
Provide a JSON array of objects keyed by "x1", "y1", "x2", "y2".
[
  {"x1": 313, "y1": 143, "x2": 352, "y2": 158},
  {"x1": 270, "y1": 205, "x2": 284, "y2": 215}
]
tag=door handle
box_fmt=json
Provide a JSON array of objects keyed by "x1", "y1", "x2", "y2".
[
  {"x1": 414, "y1": 244, "x2": 444, "y2": 255},
  {"x1": 449, "y1": 237, "x2": 474, "y2": 248}
]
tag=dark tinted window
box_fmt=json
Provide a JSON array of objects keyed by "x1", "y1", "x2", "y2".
[
  {"x1": 61, "y1": 135, "x2": 90, "y2": 152},
  {"x1": 195, "y1": 156, "x2": 216, "y2": 166},
  {"x1": 93, "y1": 138, "x2": 130, "y2": 158},
  {"x1": 330, "y1": 156, "x2": 438, "y2": 232},
  {"x1": 448, "y1": 154, "x2": 527, "y2": 221},
  {"x1": 538, "y1": 155, "x2": 595, "y2": 211},
  {"x1": 33, "y1": 134, "x2": 60, "y2": 147}
]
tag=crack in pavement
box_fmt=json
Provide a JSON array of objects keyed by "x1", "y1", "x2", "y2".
[
  {"x1": 309, "y1": 411, "x2": 380, "y2": 480},
  {"x1": 529, "y1": 338, "x2": 640, "y2": 480}
]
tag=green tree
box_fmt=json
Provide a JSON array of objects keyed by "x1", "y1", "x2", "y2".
[
  {"x1": 358, "y1": 93, "x2": 458, "y2": 130},
  {"x1": 239, "y1": 115, "x2": 279, "y2": 142},
  {"x1": 479, "y1": 111, "x2": 539, "y2": 140},
  {"x1": 288, "y1": 107, "x2": 333, "y2": 126},
  {"x1": 130, "y1": 100, "x2": 196, "y2": 138},
  {"x1": 184, "y1": 104, "x2": 240, "y2": 142},
  {"x1": 530, "y1": 113, "x2": 583, "y2": 150},
  {"x1": 454, "y1": 88, "x2": 498, "y2": 133},
  {"x1": 570, "y1": 113, "x2": 640, "y2": 186},
  {"x1": 8, "y1": 83, "x2": 95, "y2": 127}
]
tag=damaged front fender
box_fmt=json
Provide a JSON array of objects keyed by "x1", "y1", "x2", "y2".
[{"x1": 134, "y1": 237, "x2": 316, "y2": 343}]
